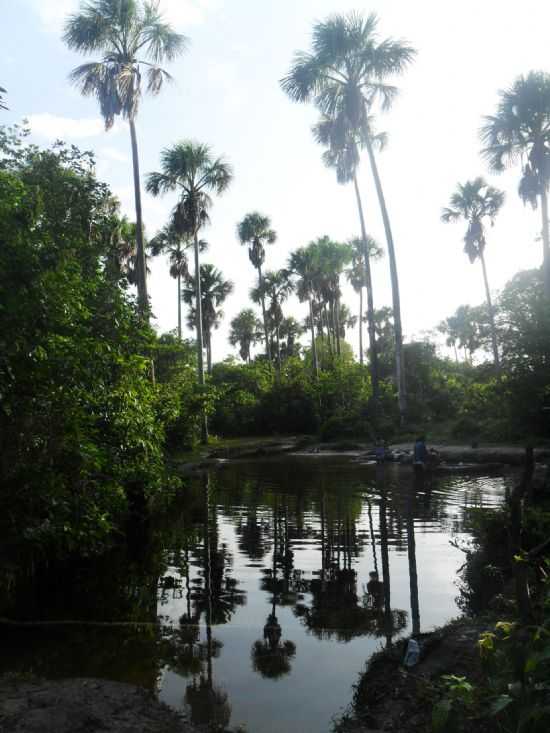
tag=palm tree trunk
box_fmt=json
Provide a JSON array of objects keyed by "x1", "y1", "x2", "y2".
[
  {"x1": 365, "y1": 137, "x2": 406, "y2": 420},
  {"x1": 194, "y1": 232, "x2": 208, "y2": 444},
  {"x1": 177, "y1": 272, "x2": 182, "y2": 341},
  {"x1": 358, "y1": 287, "x2": 364, "y2": 366},
  {"x1": 129, "y1": 119, "x2": 148, "y2": 318},
  {"x1": 258, "y1": 264, "x2": 271, "y2": 361},
  {"x1": 275, "y1": 318, "x2": 282, "y2": 373},
  {"x1": 309, "y1": 298, "x2": 319, "y2": 376},
  {"x1": 479, "y1": 251, "x2": 500, "y2": 370},
  {"x1": 541, "y1": 188, "x2": 550, "y2": 298},
  {"x1": 207, "y1": 329, "x2": 212, "y2": 375},
  {"x1": 453, "y1": 342, "x2": 459, "y2": 365},
  {"x1": 334, "y1": 296, "x2": 341, "y2": 356},
  {"x1": 353, "y1": 174, "x2": 379, "y2": 399},
  {"x1": 323, "y1": 304, "x2": 333, "y2": 356}
]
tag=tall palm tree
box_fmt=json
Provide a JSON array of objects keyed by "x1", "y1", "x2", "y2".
[
  {"x1": 149, "y1": 225, "x2": 208, "y2": 341},
  {"x1": 150, "y1": 223, "x2": 189, "y2": 340},
  {"x1": 251, "y1": 269, "x2": 293, "y2": 371},
  {"x1": 442, "y1": 178, "x2": 504, "y2": 369},
  {"x1": 229, "y1": 309, "x2": 263, "y2": 363},
  {"x1": 312, "y1": 236, "x2": 352, "y2": 357},
  {"x1": 281, "y1": 11, "x2": 415, "y2": 420},
  {"x1": 147, "y1": 142, "x2": 232, "y2": 442},
  {"x1": 64, "y1": 0, "x2": 187, "y2": 317},
  {"x1": 481, "y1": 72, "x2": 550, "y2": 298},
  {"x1": 288, "y1": 247, "x2": 319, "y2": 376},
  {"x1": 237, "y1": 213, "x2": 277, "y2": 360},
  {"x1": 346, "y1": 236, "x2": 383, "y2": 367},
  {"x1": 183, "y1": 264, "x2": 233, "y2": 374},
  {"x1": 313, "y1": 114, "x2": 384, "y2": 394}
]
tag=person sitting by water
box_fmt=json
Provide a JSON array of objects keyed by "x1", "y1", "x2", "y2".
[
  {"x1": 375, "y1": 439, "x2": 386, "y2": 464},
  {"x1": 413, "y1": 435, "x2": 429, "y2": 471},
  {"x1": 366, "y1": 571, "x2": 384, "y2": 609}
]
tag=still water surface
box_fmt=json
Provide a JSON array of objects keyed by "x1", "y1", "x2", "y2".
[{"x1": 1, "y1": 457, "x2": 508, "y2": 732}]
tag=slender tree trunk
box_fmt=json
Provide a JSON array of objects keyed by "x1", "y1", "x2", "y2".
[
  {"x1": 358, "y1": 287, "x2": 364, "y2": 366},
  {"x1": 194, "y1": 232, "x2": 208, "y2": 444},
  {"x1": 541, "y1": 188, "x2": 550, "y2": 298},
  {"x1": 323, "y1": 304, "x2": 333, "y2": 356},
  {"x1": 365, "y1": 137, "x2": 406, "y2": 420},
  {"x1": 453, "y1": 342, "x2": 459, "y2": 364},
  {"x1": 207, "y1": 329, "x2": 212, "y2": 375},
  {"x1": 334, "y1": 296, "x2": 341, "y2": 356},
  {"x1": 479, "y1": 251, "x2": 500, "y2": 370},
  {"x1": 275, "y1": 318, "x2": 282, "y2": 373},
  {"x1": 258, "y1": 264, "x2": 271, "y2": 361},
  {"x1": 353, "y1": 173, "x2": 379, "y2": 399},
  {"x1": 129, "y1": 119, "x2": 148, "y2": 318},
  {"x1": 177, "y1": 272, "x2": 182, "y2": 341},
  {"x1": 309, "y1": 298, "x2": 319, "y2": 377}
]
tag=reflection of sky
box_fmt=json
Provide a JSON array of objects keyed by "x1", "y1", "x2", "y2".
[{"x1": 158, "y1": 461, "x2": 509, "y2": 733}]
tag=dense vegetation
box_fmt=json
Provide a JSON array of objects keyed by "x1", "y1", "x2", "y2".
[{"x1": 1, "y1": 0, "x2": 550, "y2": 625}]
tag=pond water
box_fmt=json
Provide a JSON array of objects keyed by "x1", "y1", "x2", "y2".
[{"x1": 1, "y1": 457, "x2": 509, "y2": 733}]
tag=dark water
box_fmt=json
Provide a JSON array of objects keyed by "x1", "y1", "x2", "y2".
[{"x1": 1, "y1": 457, "x2": 508, "y2": 733}]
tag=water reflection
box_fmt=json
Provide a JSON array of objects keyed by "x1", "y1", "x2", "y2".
[
  {"x1": 0, "y1": 458, "x2": 510, "y2": 733},
  {"x1": 252, "y1": 500, "x2": 297, "y2": 678}
]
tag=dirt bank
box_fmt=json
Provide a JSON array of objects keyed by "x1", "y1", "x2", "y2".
[
  {"x1": 336, "y1": 620, "x2": 488, "y2": 733},
  {"x1": 0, "y1": 677, "x2": 198, "y2": 733}
]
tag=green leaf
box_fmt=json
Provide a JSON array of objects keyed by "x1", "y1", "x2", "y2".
[{"x1": 490, "y1": 695, "x2": 512, "y2": 716}]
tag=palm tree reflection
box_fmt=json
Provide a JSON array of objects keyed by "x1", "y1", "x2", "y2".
[
  {"x1": 184, "y1": 476, "x2": 232, "y2": 729},
  {"x1": 252, "y1": 501, "x2": 297, "y2": 678}
]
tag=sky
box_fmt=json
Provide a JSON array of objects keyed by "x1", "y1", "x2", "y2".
[{"x1": 1, "y1": 0, "x2": 547, "y2": 362}]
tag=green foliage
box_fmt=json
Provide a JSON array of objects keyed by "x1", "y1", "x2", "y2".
[{"x1": 0, "y1": 131, "x2": 201, "y2": 558}]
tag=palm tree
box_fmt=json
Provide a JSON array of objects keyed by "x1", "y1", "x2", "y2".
[
  {"x1": 312, "y1": 236, "x2": 352, "y2": 357},
  {"x1": 229, "y1": 309, "x2": 262, "y2": 363},
  {"x1": 441, "y1": 178, "x2": 504, "y2": 369},
  {"x1": 288, "y1": 246, "x2": 320, "y2": 376},
  {"x1": 251, "y1": 269, "x2": 293, "y2": 371},
  {"x1": 147, "y1": 142, "x2": 232, "y2": 442},
  {"x1": 346, "y1": 236, "x2": 383, "y2": 367},
  {"x1": 279, "y1": 317, "x2": 303, "y2": 359},
  {"x1": 64, "y1": 0, "x2": 187, "y2": 317},
  {"x1": 150, "y1": 224, "x2": 189, "y2": 340},
  {"x1": 481, "y1": 72, "x2": 550, "y2": 298},
  {"x1": 313, "y1": 114, "x2": 384, "y2": 395},
  {"x1": 237, "y1": 213, "x2": 277, "y2": 360},
  {"x1": 149, "y1": 225, "x2": 208, "y2": 341},
  {"x1": 183, "y1": 264, "x2": 233, "y2": 374},
  {"x1": 281, "y1": 11, "x2": 415, "y2": 420}
]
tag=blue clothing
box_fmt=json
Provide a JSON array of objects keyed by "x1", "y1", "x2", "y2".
[{"x1": 414, "y1": 440, "x2": 428, "y2": 464}]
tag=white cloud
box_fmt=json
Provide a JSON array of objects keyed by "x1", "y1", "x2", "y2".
[
  {"x1": 31, "y1": 0, "x2": 221, "y2": 34},
  {"x1": 27, "y1": 113, "x2": 121, "y2": 140}
]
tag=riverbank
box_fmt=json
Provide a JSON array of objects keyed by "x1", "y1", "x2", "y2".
[
  {"x1": 334, "y1": 619, "x2": 488, "y2": 733},
  {"x1": 0, "y1": 678, "x2": 198, "y2": 733},
  {"x1": 176, "y1": 435, "x2": 550, "y2": 471}
]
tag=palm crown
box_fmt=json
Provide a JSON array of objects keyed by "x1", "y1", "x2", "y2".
[
  {"x1": 183, "y1": 264, "x2": 233, "y2": 327},
  {"x1": 64, "y1": 0, "x2": 187, "y2": 129},
  {"x1": 280, "y1": 12, "x2": 415, "y2": 134},
  {"x1": 441, "y1": 178, "x2": 505, "y2": 263},
  {"x1": 481, "y1": 71, "x2": 550, "y2": 207},
  {"x1": 147, "y1": 142, "x2": 233, "y2": 236},
  {"x1": 237, "y1": 212, "x2": 277, "y2": 269}
]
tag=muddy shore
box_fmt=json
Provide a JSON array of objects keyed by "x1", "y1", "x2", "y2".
[{"x1": 0, "y1": 677, "x2": 199, "y2": 733}]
